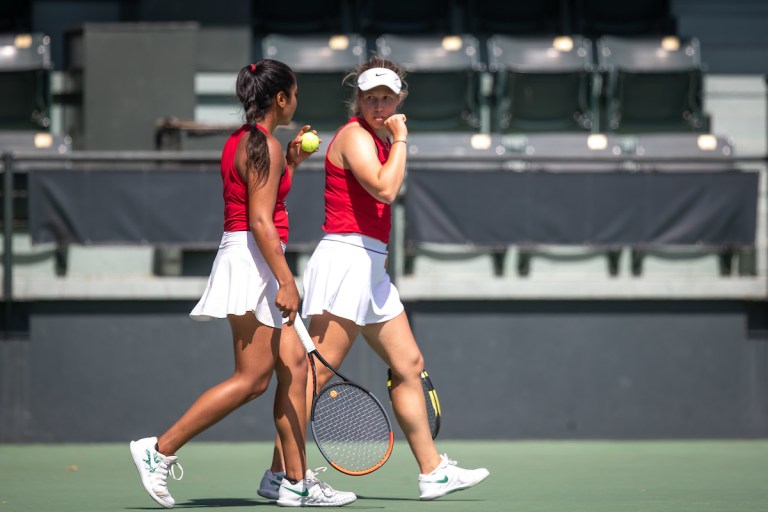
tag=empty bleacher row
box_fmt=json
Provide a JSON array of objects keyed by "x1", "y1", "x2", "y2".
[
  {"x1": 258, "y1": 32, "x2": 705, "y2": 135},
  {"x1": 2, "y1": 130, "x2": 759, "y2": 299},
  {"x1": 1, "y1": 0, "x2": 700, "y2": 137},
  {"x1": 1, "y1": 29, "x2": 710, "y2": 158},
  {"x1": 1, "y1": 0, "x2": 766, "y2": 301}
]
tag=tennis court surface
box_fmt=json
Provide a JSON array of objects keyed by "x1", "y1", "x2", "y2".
[{"x1": 2, "y1": 440, "x2": 766, "y2": 511}]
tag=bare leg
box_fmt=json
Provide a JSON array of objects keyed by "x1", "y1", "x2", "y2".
[
  {"x1": 272, "y1": 323, "x2": 308, "y2": 482},
  {"x1": 267, "y1": 311, "x2": 360, "y2": 472},
  {"x1": 266, "y1": 311, "x2": 440, "y2": 474},
  {"x1": 156, "y1": 314, "x2": 277, "y2": 456},
  {"x1": 362, "y1": 312, "x2": 442, "y2": 474},
  {"x1": 267, "y1": 437, "x2": 285, "y2": 474},
  {"x1": 309, "y1": 312, "x2": 360, "y2": 389}
]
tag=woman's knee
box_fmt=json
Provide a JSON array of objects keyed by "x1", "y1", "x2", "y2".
[
  {"x1": 276, "y1": 344, "x2": 308, "y2": 381},
  {"x1": 235, "y1": 373, "x2": 273, "y2": 402},
  {"x1": 314, "y1": 364, "x2": 337, "y2": 389},
  {"x1": 389, "y1": 352, "x2": 424, "y2": 383},
  {"x1": 277, "y1": 346, "x2": 307, "y2": 371},
  {"x1": 275, "y1": 358, "x2": 308, "y2": 390}
]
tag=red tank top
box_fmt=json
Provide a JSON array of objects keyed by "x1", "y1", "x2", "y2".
[
  {"x1": 221, "y1": 124, "x2": 291, "y2": 243},
  {"x1": 323, "y1": 117, "x2": 392, "y2": 244}
]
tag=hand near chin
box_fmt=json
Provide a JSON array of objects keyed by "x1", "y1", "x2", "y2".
[{"x1": 384, "y1": 114, "x2": 408, "y2": 141}]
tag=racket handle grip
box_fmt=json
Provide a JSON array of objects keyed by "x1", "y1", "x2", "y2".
[{"x1": 293, "y1": 317, "x2": 316, "y2": 353}]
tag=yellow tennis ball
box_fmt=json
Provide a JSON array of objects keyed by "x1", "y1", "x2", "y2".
[
  {"x1": 330, "y1": 390, "x2": 338, "y2": 399},
  {"x1": 301, "y1": 132, "x2": 320, "y2": 153}
]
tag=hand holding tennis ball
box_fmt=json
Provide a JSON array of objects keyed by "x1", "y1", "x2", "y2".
[{"x1": 301, "y1": 131, "x2": 320, "y2": 153}]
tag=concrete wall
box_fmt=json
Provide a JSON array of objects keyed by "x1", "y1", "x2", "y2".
[
  {"x1": 3, "y1": 0, "x2": 767, "y2": 444},
  {"x1": 2, "y1": 299, "x2": 766, "y2": 442}
]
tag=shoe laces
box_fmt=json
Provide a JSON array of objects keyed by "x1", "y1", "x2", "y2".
[
  {"x1": 439, "y1": 454, "x2": 457, "y2": 469},
  {"x1": 305, "y1": 467, "x2": 337, "y2": 496},
  {"x1": 305, "y1": 466, "x2": 328, "y2": 481},
  {"x1": 169, "y1": 460, "x2": 184, "y2": 481},
  {"x1": 160, "y1": 456, "x2": 184, "y2": 482}
]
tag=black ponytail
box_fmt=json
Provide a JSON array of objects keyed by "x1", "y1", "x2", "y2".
[{"x1": 235, "y1": 59, "x2": 296, "y2": 187}]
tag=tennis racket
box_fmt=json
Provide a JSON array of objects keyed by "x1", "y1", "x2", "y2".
[
  {"x1": 387, "y1": 368, "x2": 441, "y2": 439},
  {"x1": 293, "y1": 317, "x2": 394, "y2": 476}
]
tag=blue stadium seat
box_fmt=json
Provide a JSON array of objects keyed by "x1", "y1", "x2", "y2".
[
  {"x1": 261, "y1": 33, "x2": 367, "y2": 131},
  {"x1": 487, "y1": 35, "x2": 597, "y2": 133},
  {"x1": 376, "y1": 33, "x2": 484, "y2": 131},
  {"x1": 0, "y1": 33, "x2": 52, "y2": 130},
  {"x1": 596, "y1": 36, "x2": 706, "y2": 133}
]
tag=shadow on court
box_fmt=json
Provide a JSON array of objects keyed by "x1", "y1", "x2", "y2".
[
  {"x1": 1, "y1": 440, "x2": 767, "y2": 512},
  {"x1": 127, "y1": 499, "x2": 266, "y2": 510},
  {"x1": 176, "y1": 498, "x2": 267, "y2": 508},
  {"x1": 357, "y1": 495, "x2": 485, "y2": 502}
]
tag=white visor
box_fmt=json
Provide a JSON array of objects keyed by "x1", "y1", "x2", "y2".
[{"x1": 357, "y1": 67, "x2": 402, "y2": 94}]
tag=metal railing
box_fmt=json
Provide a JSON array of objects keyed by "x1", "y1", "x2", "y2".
[{"x1": 2, "y1": 144, "x2": 766, "y2": 329}]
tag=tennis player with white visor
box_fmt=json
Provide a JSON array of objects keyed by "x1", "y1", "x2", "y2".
[{"x1": 258, "y1": 56, "x2": 490, "y2": 502}]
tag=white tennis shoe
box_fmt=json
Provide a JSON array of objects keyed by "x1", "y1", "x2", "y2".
[
  {"x1": 257, "y1": 468, "x2": 285, "y2": 500},
  {"x1": 129, "y1": 436, "x2": 184, "y2": 509},
  {"x1": 276, "y1": 468, "x2": 357, "y2": 507},
  {"x1": 418, "y1": 454, "x2": 489, "y2": 500}
]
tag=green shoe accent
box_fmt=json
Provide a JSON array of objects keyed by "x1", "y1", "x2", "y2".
[
  {"x1": 143, "y1": 449, "x2": 160, "y2": 473},
  {"x1": 284, "y1": 487, "x2": 310, "y2": 497}
]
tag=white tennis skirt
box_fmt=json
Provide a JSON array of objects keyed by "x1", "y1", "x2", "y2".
[
  {"x1": 189, "y1": 231, "x2": 284, "y2": 328},
  {"x1": 302, "y1": 233, "x2": 404, "y2": 326}
]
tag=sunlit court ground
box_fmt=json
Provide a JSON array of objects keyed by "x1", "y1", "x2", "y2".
[{"x1": 2, "y1": 440, "x2": 767, "y2": 512}]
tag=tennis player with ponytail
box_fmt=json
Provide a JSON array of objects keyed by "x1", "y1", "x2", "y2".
[{"x1": 129, "y1": 60, "x2": 355, "y2": 508}]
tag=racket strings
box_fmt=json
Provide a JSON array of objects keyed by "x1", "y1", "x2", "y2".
[{"x1": 312, "y1": 383, "x2": 392, "y2": 474}]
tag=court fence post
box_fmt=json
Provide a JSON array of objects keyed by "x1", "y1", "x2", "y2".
[{"x1": 2, "y1": 152, "x2": 13, "y2": 337}]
